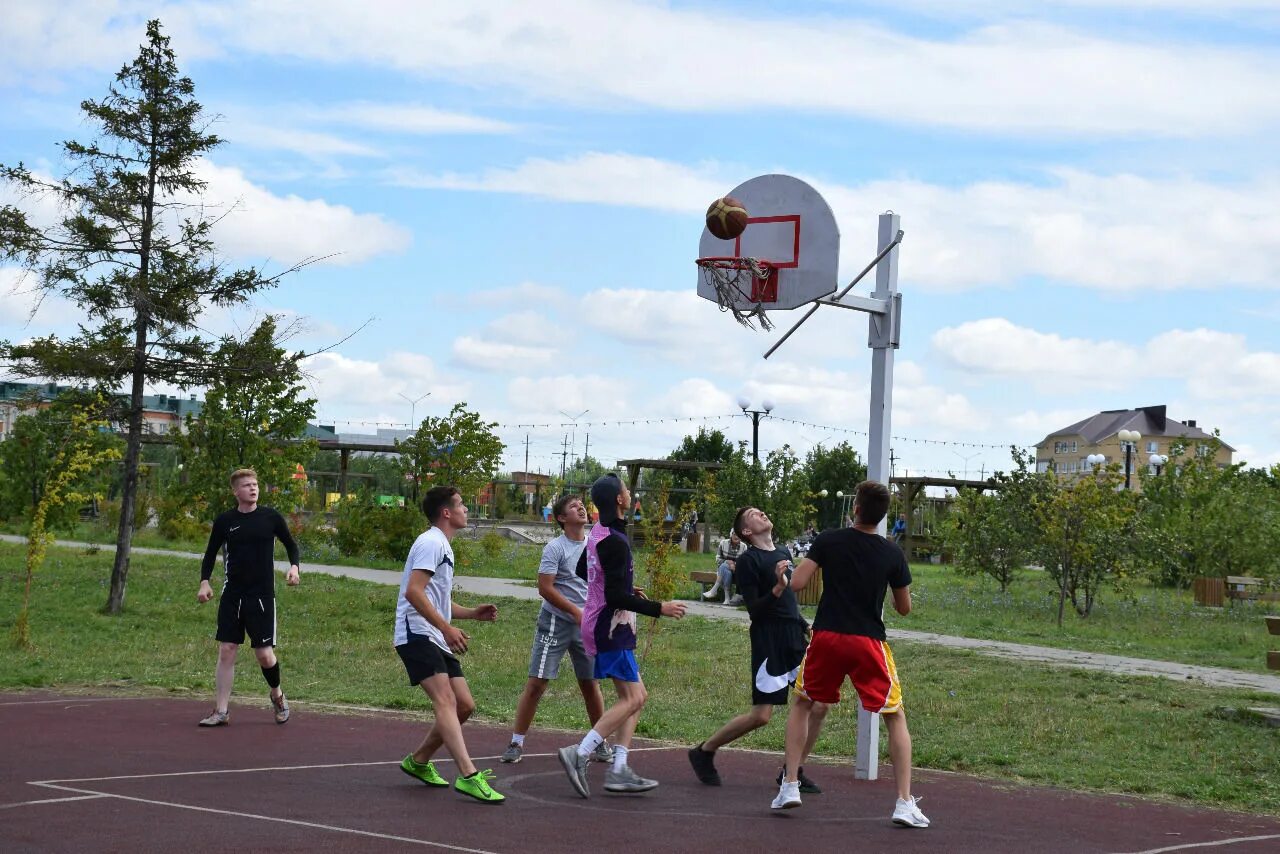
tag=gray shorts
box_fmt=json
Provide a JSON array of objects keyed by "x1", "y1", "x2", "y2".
[{"x1": 527, "y1": 608, "x2": 595, "y2": 681}]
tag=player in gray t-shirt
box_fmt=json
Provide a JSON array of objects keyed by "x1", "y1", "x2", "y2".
[{"x1": 501, "y1": 494, "x2": 612, "y2": 765}]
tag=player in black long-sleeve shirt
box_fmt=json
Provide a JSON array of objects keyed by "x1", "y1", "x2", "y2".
[
  {"x1": 195, "y1": 468, "x2": 301, "y2": 727},
  {"x1": 688, "y1": 505, "x2": 823, "y2": 791}
]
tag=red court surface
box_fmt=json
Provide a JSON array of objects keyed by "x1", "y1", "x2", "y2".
[{"x1": 2, "y1": 690, "x2": 1278, "y2": 853}]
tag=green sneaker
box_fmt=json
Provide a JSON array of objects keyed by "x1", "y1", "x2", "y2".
[
  {"x1": 400, "y1": 755, "x2": 448, "y2": 788},
  {"x1": 454, "y1": 769, "x2": 505, "y2": 804}
]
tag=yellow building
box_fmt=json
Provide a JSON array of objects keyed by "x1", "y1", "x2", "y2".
[{"x1": 1034, "y1": 405, "x2": 1233, "y2": 491}]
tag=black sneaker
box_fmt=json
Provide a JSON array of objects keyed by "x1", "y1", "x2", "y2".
[
  {"x1": 776, "y1": 766, "x2": 822, "y2": 794},
  {"x1": 688, "y1": 743, "x2": 721, "y2": 786}
]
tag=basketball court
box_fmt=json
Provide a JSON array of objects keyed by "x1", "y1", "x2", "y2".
[{"x1": 2, "y1": 691, "x2": 1278, "y2": 853}]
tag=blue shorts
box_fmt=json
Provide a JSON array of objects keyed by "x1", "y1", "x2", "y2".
[{"x1": 593, "y1": 649, "x2": 640, "y2": 682}]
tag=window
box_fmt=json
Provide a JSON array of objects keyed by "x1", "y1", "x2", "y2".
[
  {"x1": 1146, "y1": 441, "x2": 1158, "y2": 453},
  {"x1": 1036, "y1": 460, "x2": 1051, "y2": 473},
  {"x1": 1071, "y1": 440, "x2": 1078, "y2": 453}
]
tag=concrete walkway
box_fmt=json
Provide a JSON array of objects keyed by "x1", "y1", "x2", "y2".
[{"x1": 9, "y1": 534, "x2": 1279, "y2": 695}]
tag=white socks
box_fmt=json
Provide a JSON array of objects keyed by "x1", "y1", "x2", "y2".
[{"x1": 576, "y1": 729, "x2": 605, "y2": 758}]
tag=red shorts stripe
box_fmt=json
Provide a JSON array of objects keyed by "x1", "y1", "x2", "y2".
[{"x1": 795, "y1": 630, "x2": 902, "y2": 713}]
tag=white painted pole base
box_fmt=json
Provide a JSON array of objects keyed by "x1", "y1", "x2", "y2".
[{"x1": 854, "y1": 707, "x2": 880, "y2": 780}]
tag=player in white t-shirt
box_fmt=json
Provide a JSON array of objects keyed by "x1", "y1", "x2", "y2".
[
  {"x1": 501, "y1": 494, "x2": 612, "y2": 765},
  {"x1": 394, "y1": 485, "x2": 504, "y2": 804}
]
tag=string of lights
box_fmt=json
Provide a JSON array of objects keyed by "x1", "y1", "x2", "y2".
[{"x1": 313, "y1": 411, "x2": 1033, "y2": 452}]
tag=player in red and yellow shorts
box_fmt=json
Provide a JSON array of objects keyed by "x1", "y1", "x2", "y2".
[
  {"x1": 795, "y1": 631, "x2": 902, "y2": 713},
  {"x1": 772, "y1": 480, "x2": 930, "y2": 828}
]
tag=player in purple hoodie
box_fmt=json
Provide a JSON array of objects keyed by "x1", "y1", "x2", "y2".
[{"x1": 558, "y1": 473, "x2": 687, "y2": 797}]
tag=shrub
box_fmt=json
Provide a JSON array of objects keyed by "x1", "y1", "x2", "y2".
[{"x1": 331, "y1": 499, "x2": 423, "y2": 561}]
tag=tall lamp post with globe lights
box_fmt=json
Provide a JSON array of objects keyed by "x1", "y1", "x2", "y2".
[
  {"x1": 1149, "y1": 453, "x2": 1167, "y2": 477},
  {"x1": 1117, "y1": 429, "x2": 1142, "y2": 490},
  {"x1": 738, "y1": 397, "x2": 773, "y2": 466}
]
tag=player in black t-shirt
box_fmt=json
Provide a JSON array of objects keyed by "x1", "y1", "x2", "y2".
[
  {"x1": 688, "y1": 506, "x2": 821, "y2": 791},
  {"x1": 771, "y1": 480, "x2": 930, "y2": 828},
  {"x1": 196, "y1": 468, "x2": 301, "y2": 728}
]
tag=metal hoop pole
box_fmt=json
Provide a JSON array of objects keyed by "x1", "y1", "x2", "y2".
[{"x1": 762, "y1": 229, "x2": 904, "y2": 360}]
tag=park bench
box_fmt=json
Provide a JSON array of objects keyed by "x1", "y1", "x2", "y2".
[
  {"x1": 690, "y1": 570, "x2": 717, "y2": 596},
  {"x1": 1268, "y1": 615, "x2": 1280, "y2": 671},
  {"x1": 1225, "y1": 576, "x2": 1280, "y2": 604}
]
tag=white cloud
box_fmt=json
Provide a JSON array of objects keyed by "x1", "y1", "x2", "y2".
[
  {"x1": 7, "y1": 2, "x2": 1280, "y2": 137},
  {"x1": 451, "y1": 336, "x2": 557, "y2": 373},
  {"x1": 302, "y1": 350, "x2": 469, "y2": 421},
  {"x1": 0, "y1": 267, "x2": 81, "y2": 329},
  {"x1": 933, "y1": 318, "x2": 1142, "y2": 386},
  {"x1": 393, "y1": 152, "x2": 1280, "y2": 293},
  {"x1": 934, "y1": 318, "x2": 1280, "y2": 401},
  {"x1": 506, "y1": 374, "x2": 629, "y2": 416},
  {"x1": 391, "y1": 152, "x2": 726, "y2": 213},
  {"x1": 195, "y1": 161, "x2": 412, "y2": 265},
  {"x1": 481, "y1": 311, "x2": 558, "y2": 347},
  {"x1": 313, "y1": 102, "x2": 516, "y2": 136},
  {"x1": 469, "y1": 282, "x2": 569, "y2": 309}
]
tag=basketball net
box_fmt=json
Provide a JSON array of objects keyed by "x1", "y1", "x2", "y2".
[{"x1": 696, "y1": 257, "x2": 775, "y2": 331}]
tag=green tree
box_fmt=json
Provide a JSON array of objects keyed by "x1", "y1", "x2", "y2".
[
  {"x1": 564, "y1": 454, "x2": 610, "y2": 489},
  {"x1": 668, "y1": 428, "x2": 737, "y2": 489},
  {"x1": 706, "y1": 444, "x2": 755, "y2": 534},
  {"x1": 12, "y1": 397, "x2": 121, "y2": 647},
  {"x1": 169, "y1": 316, "x2": 317, "y2": 524},
  {"x1": 805, "y1": 441, "x2": 867, "y2": 529},
  {"x1": 395, "y1": 402, "x2": 504, "y2": 505},
  {"x1": 1133, "y1": 437, "x2": 1280, "y2": 586},
  {"x1": 0, "y1": 21, "x2": 310, "y2": 614},
  {"x1": 761, "y1": 445, "x2": 812, "y2": 540},
  {"x1": 1032, "y1": 465, "x2": 1136, "y2": 625},
  {"x1": 0, "y1": 392, "x2": 122, "y2": 527}
]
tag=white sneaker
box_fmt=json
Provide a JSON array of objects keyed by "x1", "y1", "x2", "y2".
[
  {"x1": 892, "y1": 795, "x2": 930, "y2": 828},
  {"x1": 702, "y1": 586, "x2": 721, "y2": 600},
  {"x1": 771, "y1": 780, "x2": 802, "y2": 810}
]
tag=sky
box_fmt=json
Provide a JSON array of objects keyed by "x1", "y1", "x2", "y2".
[{"x1": 2, "y1": 0, "x2": 1279, "y2": 482}]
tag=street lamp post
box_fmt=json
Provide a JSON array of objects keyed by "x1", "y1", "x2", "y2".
[
  {"x1": 1117, "y1": 429, "x2": 1142, "y2": 490},
  {"x1": 558, "y1": 409, "x2": 590, "y2": 472},
  {"x1": 398, "y1": 391, "x2": 431, "y2": 432},
  {"x1": 1149, "y1": 453, "x2": 1167, "y2": 477},
  {"x1": 1086, "y1": 453, "x2": 1106, "y2": 471},
  {"x1": 737, "y1": 397, "x2": 774, "y2": 465}
]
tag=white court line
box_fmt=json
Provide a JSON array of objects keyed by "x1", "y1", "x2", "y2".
[
  {"x1": 0, "y1": 697, "x2": 141, "y2": 707},
  {"x1": 1113, "y1": 836, "x2": 1280, "y2": 854},
  {"x1": 0, "y1": 794, "x2": 108, "y2": 810},
  {"x1": 33, "y1": 746, "x2": 668, "y2": 785},
  {"x1": 31, "y1": 783, "x2": 501, "y2": 854},
  {"x1": 35, "y1": 759, "x2": 400, "y2": 784}
]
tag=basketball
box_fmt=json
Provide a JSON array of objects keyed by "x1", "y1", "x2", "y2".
[{"x1": 706, "y1": 196, "x2": 749, "y2": 240}]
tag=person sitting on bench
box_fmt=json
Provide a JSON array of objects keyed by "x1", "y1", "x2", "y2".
[{"x1": 704, "y1": 530, "x2": 748, "y2": 605}]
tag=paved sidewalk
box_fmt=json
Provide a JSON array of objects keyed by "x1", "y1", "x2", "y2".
[{"x1": 9, "y1": 534, "x2": 1279, "y2": 695}]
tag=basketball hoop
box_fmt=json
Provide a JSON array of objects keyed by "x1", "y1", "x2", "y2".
[{"x1": 696, "y1": 256, "x2": 777, "y2": 331}]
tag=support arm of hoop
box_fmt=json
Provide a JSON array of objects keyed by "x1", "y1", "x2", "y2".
[
  {"x1": 763, "y1": 229, "x2": 905, "y2": 360},
  {"x1": 814, "y1": 294, "x2": 887, "y2": 314}
]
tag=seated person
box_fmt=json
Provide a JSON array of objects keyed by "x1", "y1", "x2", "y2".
[
  {"x1": 703, "y1": 530, "x2": 748, "y2": 605},
  {"x1": 890, "y1": 513, "x2": 907, "y2": 544}
]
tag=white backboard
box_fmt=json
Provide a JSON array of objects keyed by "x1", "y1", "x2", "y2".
[{"x1": 697, "y1": 174, "x2": 840, "y2": 311}]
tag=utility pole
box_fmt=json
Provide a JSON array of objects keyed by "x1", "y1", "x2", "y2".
[
  {"x1": 560, "y1": 434, "x2": 570, "y2": 482},
  {"x1": 889, "y1": 447, "x2": 897, "y2": 481},
  {"x1": 583, "y1": 432, "x2": 590, "y2": 465}
]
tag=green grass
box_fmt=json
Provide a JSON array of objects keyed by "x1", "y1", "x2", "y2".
[
  {"x1": 9, "y1": 526, "x2": 1274, "y2": 673},
  {"x1": 1, "y1": 542, "x2": 1277, "y2": 814},
  {"x1": 886, "y1": 563, "x2": 1276, "y2": 673}
]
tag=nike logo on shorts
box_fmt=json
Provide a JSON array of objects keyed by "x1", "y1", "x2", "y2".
[{"x1": 755, "y1": 658, "x2": 799, "y2": 694}]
